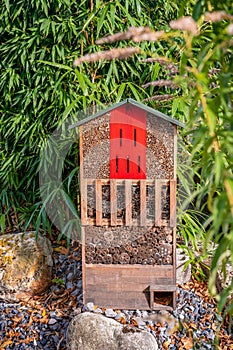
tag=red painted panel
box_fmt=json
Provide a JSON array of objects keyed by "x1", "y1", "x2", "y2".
[{"x1": 110, "y1": 104, "x2": 146, "y2": 179}]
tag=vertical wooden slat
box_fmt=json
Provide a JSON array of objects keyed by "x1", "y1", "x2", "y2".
[
  {"x1": 150, "y1": 289, "x2": 153, "y2": 309},
  {"x1": 140, "y1": 180, "x2": 147, "y2": 226},
  {"x1": 96, "y1": 180, "x2": 102, "y2": 226},
  {"x1": 155, "y1": 179, "x2": 161, "y2": 226},
  {"x1": 125, "y1": 180, "x2": 132, "y2": 226},
  {"x1": 170, "y1": 180, "x2": 176, "y2": 227},
  {"x1": 82, "y1": 227, "x2": 87, "y2": 304},
  {"x1": 81, "y1": 178, "x2": 88, "y2": 225},
  {"x1": 110, "y1": 179, "x2": 117, "y2": 226}
]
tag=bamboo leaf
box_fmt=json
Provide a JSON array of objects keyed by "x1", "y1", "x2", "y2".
[{"x1": 37, "y1": 60, "x2": 73, "y2": 71}]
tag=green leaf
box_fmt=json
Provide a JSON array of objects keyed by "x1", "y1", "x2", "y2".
[
  {"x1": 75, "y1": 69, "x2": 88, "y2": 96},
  {"x1": 37, "y1": 60, "x2": 73, "y2": 71},
  {"x1": 97, "y1": 5, "x2": 109, "y2": 36},
  {"x1": 192, "y1": 0, "x2": 203, "y2": 21}
]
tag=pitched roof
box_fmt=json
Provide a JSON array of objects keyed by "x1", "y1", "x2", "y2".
[{"x1": 69, "y1": 98, "x2": 185, "y2": 129}]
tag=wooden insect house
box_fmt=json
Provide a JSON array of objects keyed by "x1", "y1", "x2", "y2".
[{"x1": 74, "y1": 98, "x2": 184, "y2": 310}]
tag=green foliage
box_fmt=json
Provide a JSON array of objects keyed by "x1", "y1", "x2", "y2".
[
  {"x1": 0, "y1": 0, "x2": 179, "y2": 234},
  {"x1": 172, "y1": 3, "x2": 233, "y2": 310}
]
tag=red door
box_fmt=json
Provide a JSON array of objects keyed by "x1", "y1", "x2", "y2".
[{"x1": 110, "y1": 104, "x2": 146, "y2": 179}]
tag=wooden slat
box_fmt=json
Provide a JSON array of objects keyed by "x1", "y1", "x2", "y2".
[
  {"x1": 85, "y1": 291, "x2": 150, "y2": 310},
  {"x1": 149, "y1": 285, "x2": 176, "y2": 292},
  {"x1": 95, "y1": 180, "x2": 102, "y2": 226},
  {"x1": 125, "y1": 180, "x2": 132, "y2": 226},
  {"x1": 81, "y1": 178, "x2": 88, "y2": 225},
  {"x1": 110, "y1": 179, "x2": 117, "y2": 226},
  {"x1": 86, "y1": 265, "x2": 174, "y2": 281},
  {"x1": 155, "y1": 179, "x2": 162, "y2": 226},
  {"x1": 170, "y1": 180, "x2": 176, "y2": 227},
  {"x1": 140, "y1": 180, "x2": 147, "y2": 226}
]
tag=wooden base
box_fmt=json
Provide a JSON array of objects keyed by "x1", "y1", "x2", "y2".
[{"x1": 83, "y1": 264, "x2": 176, "y2": 310}]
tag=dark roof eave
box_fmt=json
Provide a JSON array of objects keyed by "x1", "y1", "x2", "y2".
[{"x1": 68, "y1": 98, "x2": 185, "y2": 130}]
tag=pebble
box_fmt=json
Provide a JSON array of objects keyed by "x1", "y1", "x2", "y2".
[
  {"x1": 114, "y1": 312, "x2": 126, "y2": 320},
  {"x1": 83, "y1": 302, "x2": 95, "y2": 312},
  {"x1": 104, "y1": 309, "x2": 117, "y2": 318}
]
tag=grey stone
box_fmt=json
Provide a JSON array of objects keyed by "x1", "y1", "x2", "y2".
[
  {"x1": 0, "y1": 232, "x2": 53, "y2": 302},
  {"x1": 66, "y1": 312, "x2": 158, "y2": 350},
  {"x1": 48, "y1": 318, "x2": 57, "y2": 325},
  {"x1": 93, "y1": 307, "x2": 102, "y2": 314},
  {"x1": 114, "y1": 312, "x2": 126, "y2": 320},
  {"x1": 131, "y1": 317, "x2": 146, "y2": 328},
  {"x1": 105, "y1": 308, "x2": 118, "y2": 318},
  {"x1": 141, "y1": 310, "x2": 148, "y2": 318},
  {"x1": 66, "y1": 282, "x2": 73, "y2": 290},
  {"x1": 83, "y1": 302, "x2": 95, "y2": 312}
]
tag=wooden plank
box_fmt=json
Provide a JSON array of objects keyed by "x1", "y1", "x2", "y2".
[
  {"x1": 85, "y1": 290, "x2": 150, "y2": 310},
  {"x1": 95, "y1": 180, "x2": 102, "y2": 226},
  {"x1": 155, "y1": 179, "x2": 162, "y2": 226},
  {"x1": 170, "y1": 180, "x2": 176, "y2": 227},
  {"x1": 86, "y1": 264, "x2": 173, "y2": 272},
  {"x1": 125, "y1": 180, "x2": 132, "y2": 226},
  {"x1": 110, "y1": 179, "x2": 117, "y2": 226},
  {"x1": 85, "y1": 287, "x2": 174, "y2": 310},
  {"x1": 85, "y1": 265, "x2": 174, "y2": 283},
  {"x1": 149, "y1": 285, "x2": 176, "y2": 292},
  {"x1": 140, "y1": 180, "x2": 147, "y2": 226}
]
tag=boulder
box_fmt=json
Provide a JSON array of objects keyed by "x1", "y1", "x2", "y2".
[
  {"x1": 0, "y1": 231, "x2": 53, "y2": 301},
  {"x1": 66, "y1": 312, "x2": 158, "y2": 350}
]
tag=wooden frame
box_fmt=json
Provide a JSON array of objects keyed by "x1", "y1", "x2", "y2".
[{"x1": 78, "y1": 101, "x2": 181, "y2": 311}]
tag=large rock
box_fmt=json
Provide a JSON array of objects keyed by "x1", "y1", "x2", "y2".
[
  {"x1": 66, "y1": 312, "x2": 158, "y2": 350},
  {"x1": 0, "y1": 232, "x2": 53, "y2": 301}
]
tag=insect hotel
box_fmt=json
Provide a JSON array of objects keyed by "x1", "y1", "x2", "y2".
[{"x1": 73, "y1": 98, "x2": 184, "y2": 310}]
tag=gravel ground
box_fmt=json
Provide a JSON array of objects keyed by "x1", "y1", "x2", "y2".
[{"x1": 0, "y1": 245, "x2": 232, "y2": 350}]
